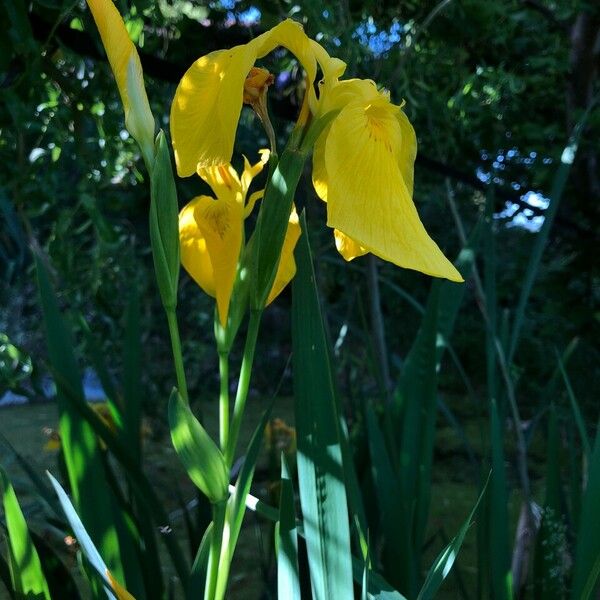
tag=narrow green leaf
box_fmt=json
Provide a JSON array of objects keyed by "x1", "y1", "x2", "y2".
[
  {"x1": 394, "y1": 282, "x2": 441, "y2": 596},
  {"x1": 557, "y1": 354, "x2": 591, "y2": 457},
  {"x1": 186, "y1": 522, "x2": 213, "y2": 600},
  {"x1": 122, "y1": 287, "x2": 143, "y2": 464},
  {"x1": 508, "y1": 108, "x2": 593, "y2": 364},
  {"x1": 34, "y1": 249, "x2": 126, "y2": 584},
  {"x1": 52, "y1": 374, "x2": 188, "y2": 586},
  {"x1": 417, "y1": 475, "x2": 488, "y2": 600},
  {"x1": 534, "y1": 405, "x2": 567, "y2": 599},
  {"x1": 227, "y1": 403, "x2": 274, "y2": 556},
  {"x1": 277, "y1": 454, "x2": 300, "y2": 600},
  {"x1": 488, "y1": 399, "x2": 513, "y2": 599},
  {"x1": 292, "y1": 213, "x2": 354, "y2": 600},
  {"x1": 0, "y1": 466, "x2": 51, "y2": 600},
  {"x1": 571, "y1": 430, "x2": 600, "y2": 600},
  {"x1": 168, "y1": 390, "x2": 228, "y2": 504},
  {"x1": 47, "y1": 472, "x2": 118, "y2": 599},
  {"x1": 365, "y1": 404, "x2": 412, "y2": 593}
]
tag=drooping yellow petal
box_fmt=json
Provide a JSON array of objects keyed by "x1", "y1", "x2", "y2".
[
  {"x1": 266, "y1": 207, "x2": 301, "y2": 304},
  {"x1": 171, "y1": 47, "x2": 257, "y2": 176},
  {"x1": 170, "y1": 20, "x2": 317, "y2": 175},
  {"x1": 86, "y1": 0, "x2": 154, "y2": 152},
  {"x1": 106, "y1": 570, "x2": 136, "y2": 600},
  {"x1": 179, "y1": 198, "x2": 216, "y2": 297},
  {"x1": 323, "y1": 98, "x2": 463, "y2": 281},
  {"x1": 193, "y1": 196, "x2": 244, "y2": 325}
]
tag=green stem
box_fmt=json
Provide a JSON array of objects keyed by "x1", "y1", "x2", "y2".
[
  {"x1": 204, "y1": 500, "x2": 227, "y2": 600},
  {"x1": 218, "y1": 351, "x2": 230, "y2": 450},
  {"x1": 166, "y1": 308, "x2": 189, "y2": 404},
  {"x1": 225, "y1": 309, "x2": 262, "y2": 467}
]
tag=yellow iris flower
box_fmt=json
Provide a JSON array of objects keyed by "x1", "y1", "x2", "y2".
[
  {"x1": 179, "y1": 151, "x2": 300, "y2": 325},
  {"x1": 86, "y1": 0, "x2": 155, "y2": 162},
  {"x1": 170, "y1": 20, "x2": 462, "y2": 282}
]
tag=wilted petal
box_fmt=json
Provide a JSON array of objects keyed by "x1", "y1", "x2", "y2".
[{"x1": 324, "y1": 98, "x2": 463, "y2": 281}]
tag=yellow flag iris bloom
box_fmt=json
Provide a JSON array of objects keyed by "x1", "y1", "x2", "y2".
[
  {"x1": 86, "y1": 0, "x2": 154, "y2": 161},
  {"x1": 170, "y1": 19, "x2": 462, "y2": 282},
  {"x1": 179, "y1": 151, "x2": 300, "y2": 325}
]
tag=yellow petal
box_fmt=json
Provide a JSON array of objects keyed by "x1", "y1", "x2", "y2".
[
  {"x1": 171, "y1": 20, "x2": 317, "y2": 175},
  {"x1": 86, "y1": 0, "x2": 153, "y2": 149},
  {"x1": 193, "y1": 196, "x2": 244, "y2": 325},
  {"x1": 266, "y1": 207, "x2": 301, "y2": 304},
  {"x1": 240, "y1": 149, "x2": 270, "y2": 196},
  {"x1": 324, "y1": 98, "x2": 463, "y2": 282},
  {"x1": 106, "y1": 570, "x2": 136, "y2": 600},
  {"x1": 256, "y1": 20, "x2": 317, "y2": 91},
  {"x1": 198, "y1": 163, "x2": 242, "y2": 203},
  {"x1": 179, "y1": 198, "x2": 216, "y2": 297},
  {"x1": 333, "y1": 230, "x2": 368, "y2": 261},
  {"x1": 170, "y1": 46, "x2": 257, "y2": 176}
]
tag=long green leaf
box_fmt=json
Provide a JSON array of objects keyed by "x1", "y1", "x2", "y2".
[
  {"x1": 365, "y1": 404, "x2": 412, "y2": 593},
  {"x1": 277, "y1": 454, "x2": 300, "y2": 600},
  {"x1": 47, "y1": 472, "x2": 116, "y2": 599},
  {"x1": 394, "y1": 282, "x2": 440, "y2": 596},
  {"x1": 534, "y1": 405, "x2": 567, "y2": 599},
  {"x1": 571, "y1": 429, "x2": 600, "y2": 599},
  {"x1": 417, "y1": 475, "x2": 488, "y2": 600},
  {"x1": 488, "y1": 399, "x2": 513, "y2": 599},
  {"x1": 122, "y1": 287, "x2": 143, "y2": 464},
  {"x1": 508, "y1": 108, "x2": 593, "y2": 364},
  {"x1": 0, "y1": 466, "x2": 51, "y2": 600},
  {"x1": 34, "y1": 249, "x2": 126, "y2": 584},
  {"x1": 557, "y1": 354, "x2": 591, "y2": 457},
  {"x1": 292, "y1": 213, "x2": 354, "y2": 600},
  {"x1": 227, "y1": 402, "x2": 273, "y2": 555},
  {"x1": 49, "y1": 367, "x2": 189, "y2": 586}
]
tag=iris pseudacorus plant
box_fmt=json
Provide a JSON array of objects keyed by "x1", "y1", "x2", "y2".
[{"x1": 82, "y1": 4, "x2": 465, "y2": 599}]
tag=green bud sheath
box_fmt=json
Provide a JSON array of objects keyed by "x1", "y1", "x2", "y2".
[{"x1": 150, "y1": 130, "x2": 181, "y2": 310}]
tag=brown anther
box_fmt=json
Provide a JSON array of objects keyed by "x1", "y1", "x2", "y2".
[
  {"x1": 243, "y1": 67, "x2": 275, "y2": 105},
  {"x1": 243, "y1": 67, "x2": 277, "y2": 153}
]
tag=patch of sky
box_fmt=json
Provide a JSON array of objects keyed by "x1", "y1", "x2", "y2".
[
  {"x1": 495, "y1": 191, "x2": 549, "y2": 232},
  {"x1": 353, "y1": 17, "x2": 403, "y2": 57}
]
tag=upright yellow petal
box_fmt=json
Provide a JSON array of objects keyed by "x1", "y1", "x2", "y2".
[
  {"x1": 179, "y1": 199, "x2": 216, "y2": 297},
  {"x1": 86, "y1": 0, "x2": 154, "y2": 152},
  {"x1": 266, "y1": 208, "x2": 301, "y2": 304},
  {"x1": 193, "y1": 196, "x2": 244, "y2": 325},
  {"x1": 324, "y1": 98, "x2": 463, "y2": 281},
  {"x1": 171, "y1": 47, "x2": 257, "y2": 176}
]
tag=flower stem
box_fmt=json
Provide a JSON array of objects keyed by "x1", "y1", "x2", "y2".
[
  {"x1": 218, "y1": 351, "x2": 230, "y2": 450},
  {"x1": 204, "y1": 500, "x2": 227, "y2": 600},
  {"x1": 225, "y1": 309, "x2": 262, "y2": 467},
  {"x1": 166, "y1": 308, "x2": 189, "y2": 404}
]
